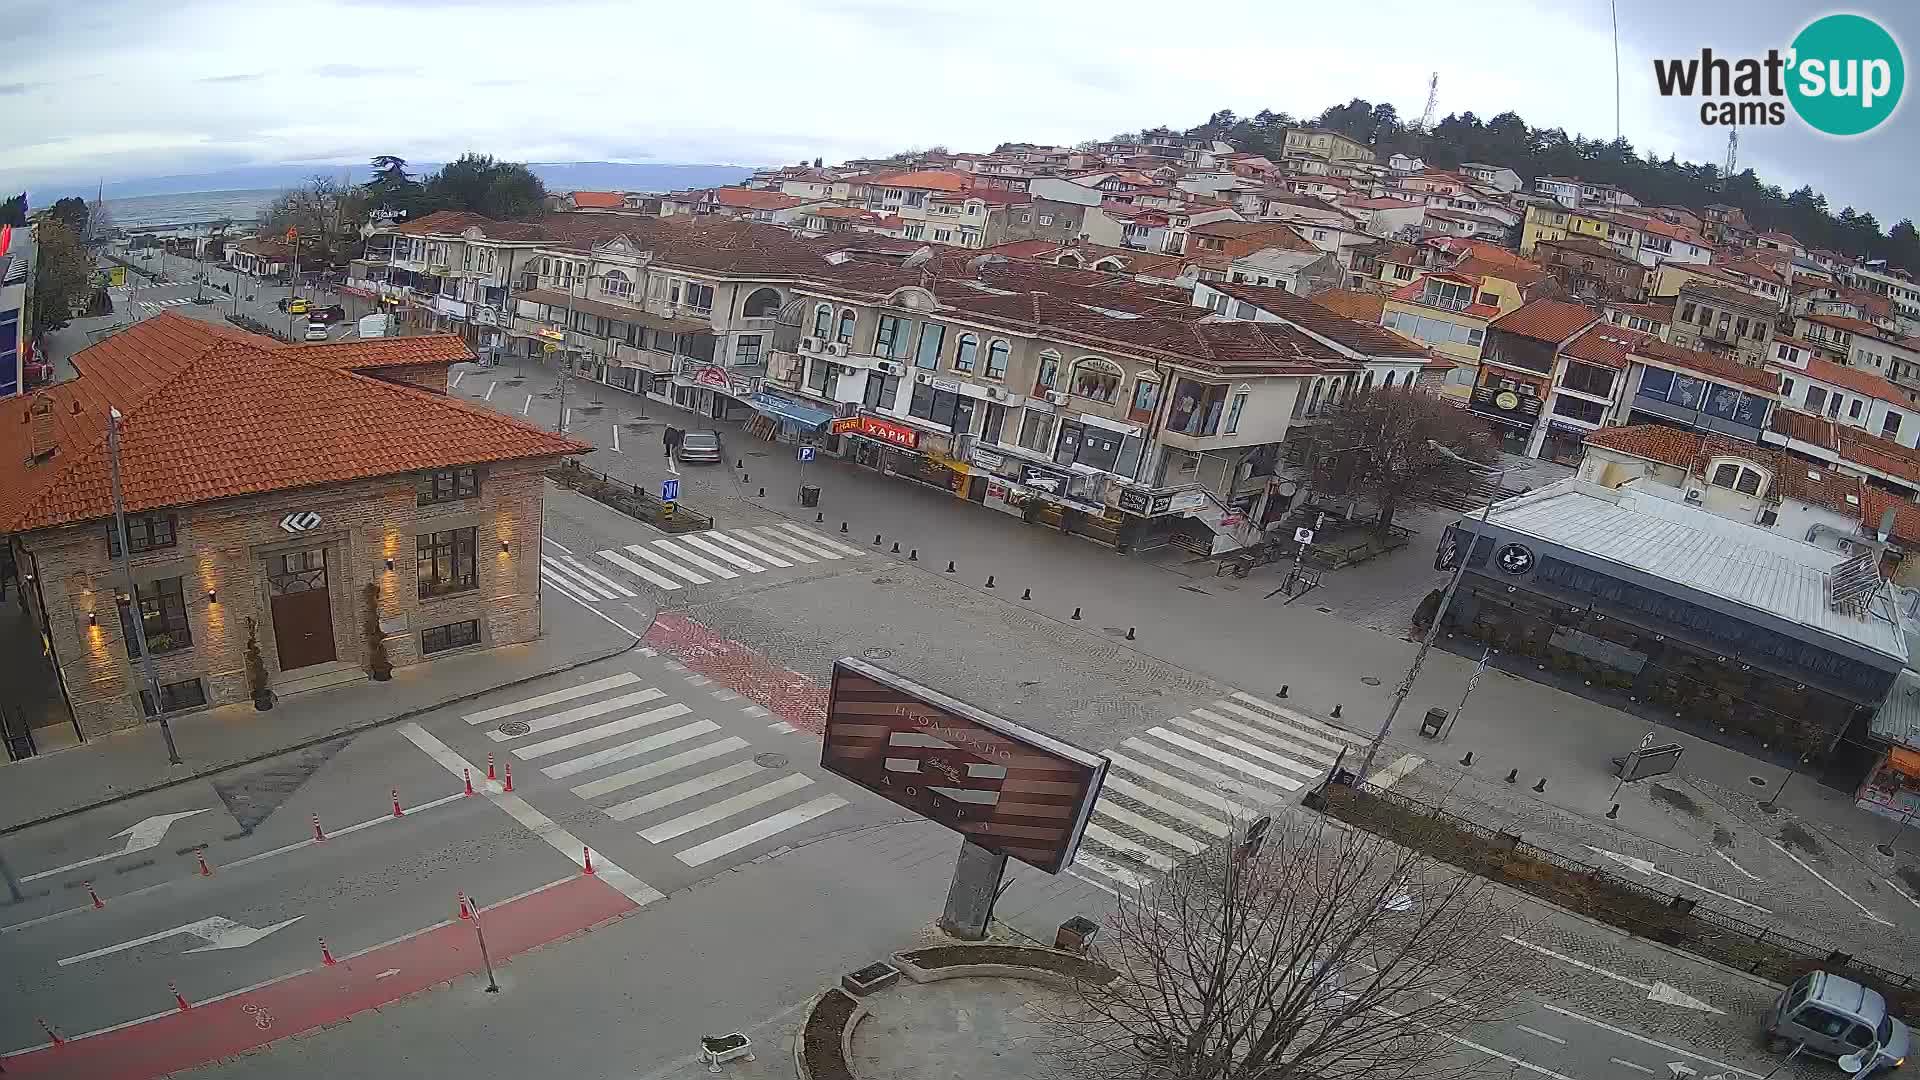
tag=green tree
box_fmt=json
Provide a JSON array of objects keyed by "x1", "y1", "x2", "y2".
[
  {"x1": 48, "y1": 196, "x2": 89, "y2": 234},
  {"x1": 32, "y1": 220, "x2": 94, "y2": 331},
  {"x1": 419, "y1": 153, "x2": 548, "y2": 220},
  {"x1": 0, "y1": 194, "x2": 25, "y2": 227}
]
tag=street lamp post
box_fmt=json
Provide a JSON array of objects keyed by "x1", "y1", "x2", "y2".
[
  {"x1": 1356, "y1": 443, "x2": 1507, "y2": 783},
  {"x1": 108, "y1": 408, "x2": 183, "y2": 767}
]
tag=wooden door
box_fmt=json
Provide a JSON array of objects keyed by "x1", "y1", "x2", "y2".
[{"x1": 269, "y1": 548, "x2": 337, "y2": 671}]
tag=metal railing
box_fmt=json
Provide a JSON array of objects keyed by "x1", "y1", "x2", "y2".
[{"x1": 1313, "y1": 779, "x2": 1918, "y2": 1009}]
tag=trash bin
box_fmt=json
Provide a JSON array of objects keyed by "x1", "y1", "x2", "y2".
[
  {"x1": 1419, "y1": 707, "x2": 1447, "y2": 739},
  {"x1": 1055, "y1": 917, "x2": 1100, "y2": 954},
  {"x1": 799, "y1": 484, "x2": 821, "y2": 508}
]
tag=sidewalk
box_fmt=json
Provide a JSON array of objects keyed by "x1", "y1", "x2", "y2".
[{"x1": 0, "y1": 568, "x2": 644, "y2": 834}]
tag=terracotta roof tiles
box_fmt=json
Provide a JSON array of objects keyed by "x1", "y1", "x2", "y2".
[
  {"x1": 1562, "y1": 324, "x2": 1649, "y2": 369},
  {"x1": 1581, "y1": 424, "x2": 1704, "y2": 469},
  {"x1": 1488, "y1": 299, "x2": 1599, "y2": 344},
  {"x1": 1634, "y1": 337, "x2": 1780, "y2": 392}
]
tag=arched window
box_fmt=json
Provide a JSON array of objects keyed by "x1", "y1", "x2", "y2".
[
  {"x1": 1034, "y1": 349, "x2": 1060, "y2": 391},
  {"x1": 1306, "y1": 379, "x2": 1325, "y2": 416},
  {"x1": 812, "y1": 304, "x2": 833, "y2": 338},
  {"x1": 1362, "y1": 371, "x2": 1375, "y2": 392},
  {"x1": 836, "y1": 309, "x2": 856, "y2": 344},
  {"x1": 1058, "y1": 253, "x2": 1083, "y2": 268},
  {"x1": 1383, "y1": 371, "x2": 1398, "y2": 388},
  {"x1": 1070, "y1": 357, "x2": 1124, "y2": 403},
  {"x1": 600, "y1": 269, "x2": 633, "y2": 298},
  {"x1": 986, "y1": 340, "x2": 1010, "y2": 380},
  {"x1": 742, "y1": 288, "x2": 782, "y2": 318},
  {"x1": 953, "y1": 334, "x2": 979, "y2": 373}
]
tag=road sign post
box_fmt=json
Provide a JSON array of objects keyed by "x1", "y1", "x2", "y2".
[
  {"x1": 661, "y1": 478, "x2": 679, "y2": 503},
  {"x1": 797, "y1": 443, "x2": 815, "y2": 502}
]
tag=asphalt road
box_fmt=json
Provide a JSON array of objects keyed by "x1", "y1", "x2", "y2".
[{"x1": 108, "y1": 246, "x2": 363, "y2": 341}]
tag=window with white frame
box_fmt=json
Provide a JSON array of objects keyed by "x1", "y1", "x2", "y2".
[
  {"x1": 953, "y1": 334, "x2": 978, "y2": 373},
  {"x1": 985, "y1": 340, "x2": 1010, "y2": 380},
  {"x1": 1038, "y1": 214, "x2": 1054, "y2": 226},
  {"x1": 934, "y1": 229, "x2": 953, "y2": 242},
  {"x1": 600, "y1": 270, "x2": 634, "y2": 298},
  {"x1": 812, "y1": 304, "x2": 833, "y2": 338}
]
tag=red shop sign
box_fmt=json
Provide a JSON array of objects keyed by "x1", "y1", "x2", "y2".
[
  {"x1": 693, "y1": 366, "x2": 731, "y2": 389},
  {"x1": 858, "y1": 415, "x2": 919, "y2": 450}
]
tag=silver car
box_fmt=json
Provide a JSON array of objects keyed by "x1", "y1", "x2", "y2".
[
  {"x1": 1767, "y1": 971, "x2": 1910, "y2": 1072},
  {"x1": 676, "y1": 430, "x2": 723, "y2": 464}
]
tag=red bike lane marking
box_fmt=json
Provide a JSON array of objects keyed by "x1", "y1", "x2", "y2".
[
  {"x1": 4, "y1": 874, "x2": 635, "y2": 1079},
  {"x1": 644, "y1": 612, "x2": 827, "y2": 734}
]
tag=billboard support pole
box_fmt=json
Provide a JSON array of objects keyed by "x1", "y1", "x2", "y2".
[{"x1": 938, "y1": 840, "x2": 1007, "y2": 941}]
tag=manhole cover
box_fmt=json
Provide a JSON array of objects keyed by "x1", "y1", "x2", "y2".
[
  {"x1": 863, "y1": 647, "x2": 894, "y2": 660},
  {"x1": 1749, "y1": 775, "x2": 1769, "y2": 787},
  {"x1": 1316, "y1": 605, "x2": 1334, "y2": 614},
  {"x1": 754, "y1": 752, "x2": 790, "y2": 768},
  {"x1": 1361, "y1": 676, "x2": 1381, "y2": 686},
  {"x1": 497, "y1": 720, "x2": 531, "y2": 737}
]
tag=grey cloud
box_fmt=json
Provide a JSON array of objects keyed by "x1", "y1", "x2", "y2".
[
  {"x1": 199, "y1": 72, "x2": 265, "y2": 84},
  {"x1": 311, "y1": 64, "x2": 420, "y2": 78},
  {"x1": 0, "y1": 82, "x2": 38, "y2": 95}
]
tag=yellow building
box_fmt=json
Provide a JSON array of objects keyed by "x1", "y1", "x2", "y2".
[
  {"x1": 1649, "y1": 262, "x2": 1729, "y2": 300},
  {"x1": 1520, "y1": 204, "x2": 1611, "y2": 255}
]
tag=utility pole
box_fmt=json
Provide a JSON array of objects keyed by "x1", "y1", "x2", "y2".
[
  {"x1": 108, "y1": 408, "x2": 183, "y2": 767},
  {"x1": 1356, "y1": 445, "x2": 1506, "y2": 783},
  {"x1": 557, "y1": 269, "x2": 584, "y2": 436}
]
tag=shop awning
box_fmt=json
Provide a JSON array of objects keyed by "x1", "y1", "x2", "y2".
[{"x1": 751, "y1": 396, "x2": 834, "y2": 430}]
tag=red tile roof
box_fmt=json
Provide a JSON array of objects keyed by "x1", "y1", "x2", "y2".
[
  {"x1": 1205, "y1": 281, "x2": 1429, "y2": 358},
  {"x1": 1634, "y1": 337, "x2": 1780, "y2": 392},
  {"x1": 1800, "y1": 356, "x2": 1906, "y2": 403},
  {"x1": 569, "y1": 190, "x2": 625, "y2": 209},
  {"x1": 1562, "y1": 324, "x2": 1649, "y2": 369},
  {"x1": 1488, "y1": 299, "x2": 1599, "y2": 344},
  {"x1": 1582, "y1": 424, "x2": 1705, "y2": 469},
  {"x1": 1805, "y1": 312, "x2": 1897, "y2": 340},
  {"x1": 1310, "y1": 288, "x2": 1387, "y2": 324},
  {"x1": 867, "y1": 170, "x2": 973, "y2": 192},
  {"x1": 1859, "y1": 486, "x2": 1920, "y2": 545},
  {"x1": 711, "y1": 188, "x2": 805, "y2": 211},
  {"x1": 1835, "y1": 427, "x2": 1920, "y2": 487},
  {"x1": 293, "y1": 336, "x2": 472, "y2": 370},
  {"x1": 0, "y1": 314, "x2": 587, "y2": 534}
]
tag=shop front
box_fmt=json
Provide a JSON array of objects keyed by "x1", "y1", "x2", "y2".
[
  {"x1": 1468, "y1": 382, "x2": 1544, "y2": 455},
  {"x1": 1537, "y1": 420, "x2": 1592, "y2": 467},
  {"x1": 1857, "y1": 746, "x2": 1920, "y2": 832},
  {"x1": 748, "y1": 390, "x2": 836, "y2": 445},
  {"x1": 673, "y1": 362, "x2": 757, "y2": 421}
]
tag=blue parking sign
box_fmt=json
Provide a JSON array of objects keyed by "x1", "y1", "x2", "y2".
[
  {"x1": 798, "y1": 446, "x2": 816, "y2": 463},
  {"x1": 661, "y1": 478, "x2": 680, "y2": 502}
]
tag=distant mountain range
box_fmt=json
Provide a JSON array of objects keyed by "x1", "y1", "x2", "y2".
[{"x1": 89, "y1": 161, "x2": 758, "y2": 200}]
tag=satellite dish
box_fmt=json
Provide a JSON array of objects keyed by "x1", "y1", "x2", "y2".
[{"x1": 900, "y1": 245, "x2": 934, "y2": 269}]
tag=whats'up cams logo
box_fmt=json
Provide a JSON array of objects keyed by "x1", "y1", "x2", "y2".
[{"x1": 1653, "y1": 13, "x2": 1904, "y2": 136}]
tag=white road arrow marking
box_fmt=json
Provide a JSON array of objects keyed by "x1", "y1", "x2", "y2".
[
  {"x1": 22, "y1": 809, "x2": 214, "y2": 882},
  {"x1": 1503, "y1": 936, "x2": 1723, "y2": 1013},
  {"x1": 59, "y1": 915, "x2": 304, "y2": 967},
  {"x1": 1765, "y1": 839, "x2": 1894, "y2": 926},
  {"x1": 1667, "y1": 1063, "x2": 1696, "y2": 1078},
  {"x1": 1585, "y1": 846, "x2": 1773, "y2": 913}
]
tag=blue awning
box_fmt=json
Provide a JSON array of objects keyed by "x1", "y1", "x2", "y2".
[{"x1": 750, "y1": 394, "x2": 834, "y2": 430}]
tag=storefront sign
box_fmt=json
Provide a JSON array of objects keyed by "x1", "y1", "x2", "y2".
[
  {"x1": 969, "y1": 448, "x2": 1005, "y2": 473},
  {"x1": 857, "y1": 415, "x2": 919, "y2": 449},
  {"x1": 1496, "y1": 542, "x2": 1535, "y2": 575},
  {"x1": 693, "y1": 366, "x2": 731, "y2": 389},
  {"x1": 1165, "y1": 490, "x2": 1209, "y2": 514},
  {"x1": 728, "y1": 372, "x2": 759, "y2": 397},
  {"x1": 931, "y1": 377, "x2": 961, "y2": 392},
  {"x1": 1117, "y1": 488, "x2": 1151, "y2": 515},
  {"x1": 829, "y1": 416, "x2": 862, "y2": 435}
]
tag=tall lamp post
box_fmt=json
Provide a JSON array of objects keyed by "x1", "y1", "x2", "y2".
[
  {"x1": 108, "y1": 407, "x2": 183, "y2": 767},
  {"x1": 1356, "y1": 441, "x2": 1508, "y2": 782}
]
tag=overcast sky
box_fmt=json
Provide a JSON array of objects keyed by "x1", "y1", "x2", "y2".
[{"x1": 0, "y1": 0, "x2": 1912, "y2": 223}]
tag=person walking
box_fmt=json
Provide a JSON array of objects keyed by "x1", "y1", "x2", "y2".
[{"x1": 663, "y1": 426, "x2": 681, "y2": 458}]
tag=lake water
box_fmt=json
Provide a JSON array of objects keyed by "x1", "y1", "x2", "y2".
[{"x1": 105, "y1": 189, "x2": 280, "y2": 233}]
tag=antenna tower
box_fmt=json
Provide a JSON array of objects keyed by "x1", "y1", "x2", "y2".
[
  {"x1": 1723, "y1": 129, "x2": 1738, "y2": 187},
  {"x1": 1418, "y1": 72, "x2": 1439, "y2": 132}
]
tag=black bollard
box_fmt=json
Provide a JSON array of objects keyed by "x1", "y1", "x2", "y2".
[
  {"x1": 1504, "y1": 768, "x2": 1518, "y2": 784},
  {"x1": 1021, "y1": 588, "x2": 1031, "y2": 600},
  {"x1": 1606, "y1": 803, "x2": 1620, "y2": 820},
  {"x1": 891, "y1": 541, "x2": 900, "y2": 553},
  {"x1": 874, "y1": 534, "x2": 882, "y2": 545},
  {"x1": 816, "y1": 512, "x2": 824, "y2": 523},
  {"x1": 1278, "y1": 685, "x2": 1288, "y2": 698},
  {"x1": 1459, "y1": 752, "x2": 1474, "y2": 767},
  {"x1": 985, "y1": 576, "x2": 995, "y2": 588},
  {"x1": 736, "y1": 458, "x2": 744, "y2": 469},
  {"x1": 1071, "y1": 607, "x2": 1082, "y2": 620},
  {"x1": 945, "y1": 561, "x2": 955, "y2": 573},
  {"x1": 908, "y1": 549, "x2": 918, "y2": 561},
  {"x1": 758, "y1": 487, "x2": 765, "y2": 497},
  {"x1": 1532, "y1": 777, "x2": 1547, "y2": 793},
  {"x1": 1331, "y1": 704, "x2": 1342, "y2": 718},
  {"x1": 743, "y1": 473, "x2": 750, "y2": 483},
  {"x1": 840, "y1": 522, "x2": 849, "y2": 533},
  {"x1": 1126, "y1": 627, "x2": 1136, "y2": 641}
]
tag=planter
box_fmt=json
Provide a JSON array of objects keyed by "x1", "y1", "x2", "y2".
[
  {"x1": 796, "y1": 989, "x2": 859, "y2": 1080},
  {"x1": 252, "y1": 690, "x2": 276, "y2": 712},
  {"x1": 370, "y1": 668, "x2": 392, "y2": 683}
]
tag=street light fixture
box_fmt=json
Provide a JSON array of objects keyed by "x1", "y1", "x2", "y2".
[{"x1": 1356, "y1": 440, "x2": 1508, "y2": 783}]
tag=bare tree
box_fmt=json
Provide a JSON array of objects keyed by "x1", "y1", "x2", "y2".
[
  {"x1": 1307, "y1": 386, "x2": 1501, "y2": 540},
  {"x1": 259, "y1": 175, "x2": 368, "y2": 268},
  {"x1": 1041, "y1": 816, "x2": 1552, "y2": 1080}
]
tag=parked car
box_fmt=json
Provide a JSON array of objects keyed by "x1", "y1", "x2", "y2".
[
  {"x1": 1766, "y1": 971, "x2": 1909, "y2": 1072},
  {"x1": 675, "y1": 430, "x2": 723, "y2": 464},
  {"x1": 304, "y1": 321, "x2": 330, "y2": 342},
  {"x1": 306, "y1": 304, "x2": 347, "y2": 324}
]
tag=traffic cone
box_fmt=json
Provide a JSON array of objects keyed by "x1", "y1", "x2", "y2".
[
  {"x1": 486, "y1": 752, "x2": 496, "y2": 781},
  {"x1": 458, "y1": 891, "x2": 473, "y2": 921},
  {"x1": 582, "y1": 847, "x2": 597, "y2": 876},
  {"x1": 171, "y1": 981, "x2": 192, "y2": 1011},
  {"x1": 391, "y1": 788, "x2": 404, "y2": 818},
  {"x1": 196, "y1": 850, "x2": 214, "y2": 877},
  {"x1": 85, "y1": 881, "x2": 103, "y2": 909},
  {"x1": 503, "y1": 763, "x2": 513, "y2": 792},
  {"x1": 464, "y1": 768, "x2": 474, "y2": 797},
  {"x1": 320, "y1": 937, "x2": 337, "y2": 966},
  {"x1": 312, "y1": 813, "x2": 326, "y2": 842}
]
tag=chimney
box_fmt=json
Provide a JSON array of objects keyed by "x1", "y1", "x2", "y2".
[{"x1": 26, "y1": 395, "x2": 54, "y2": 460}]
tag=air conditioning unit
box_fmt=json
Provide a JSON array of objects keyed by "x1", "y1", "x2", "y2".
[
  {"x1": 984, "y1": 386, "x2": 1005, "y2": 400},
  {"x1": 914, "y1": 371, "x2": 934, "y2": 385},
  {"x1": 799, "y1": 336, "x2": 820, "y2": 352},
  {"x1": 1684, "y1": 487, "x2": 1704, "y2": 504},
  {"x1": 826, "y1": 342, "x2": 849, "y2": 357},
  {"x1": 874, "y1": 360, "x2": 904, "y2": 377},
  {"x1": 1046, "y1": 390, "x2": 1070, "y2": 406}
]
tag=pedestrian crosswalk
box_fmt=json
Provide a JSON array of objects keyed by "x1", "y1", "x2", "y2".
[
  {"x1": 138, "y1": 298, "x2": 196, "y2": 311},
  {"x1": 1064, "y1": 691, "x2": 1371, "y2": 891},
  {"x1": 542, "y1": 524, "x2": 864, "y2": 602},
  {"x1": 461, "y1": 672, "x2": 848, "y2": 867}
]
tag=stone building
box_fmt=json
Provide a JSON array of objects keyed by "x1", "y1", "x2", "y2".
[{"x1": 1, "y1": 314, "x2": 585, "y2": 742}]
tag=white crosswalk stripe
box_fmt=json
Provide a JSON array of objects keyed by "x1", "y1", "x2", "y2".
[
  {"x1": 775, "y1": 523, "x2": 864, "y2": 557},
  {"x1": 652, "y1": 538, "x2": 738, "y2": 579},
  {"x1": 462, "y1": 673, "x2": 851, "y2": 866},
  {"x1": 541, "y1": 555, "x2": 620, "y2": 600},
  {"x1": 702, "y1": 531, "x2": 792, "y2": 567},
  {"x1": 556, "y1": 554, "x2": 638, "y2": 597},
  {"x1": 595, "y1": 548, "x2": 683, "y2": 591},
  {"x1": 541, "y1": 568, "x2": 600, "y2": 604},
  {"x1": 677, "y1": 534, "x2": 767, "y2": 573},
  {"x1": 1064, "y1": 695, "x2": 1361, "y2": 888},
  {"x1": 730, "y1": 528, "x2": 818, "y2": 563},
  {"x1": 619, "y1": 544, "x2": 711, "y2": 584}
]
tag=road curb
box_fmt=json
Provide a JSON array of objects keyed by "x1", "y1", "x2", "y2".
[{"x1": 0, "y1": 634, "x2": 644, "y2": 838}]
